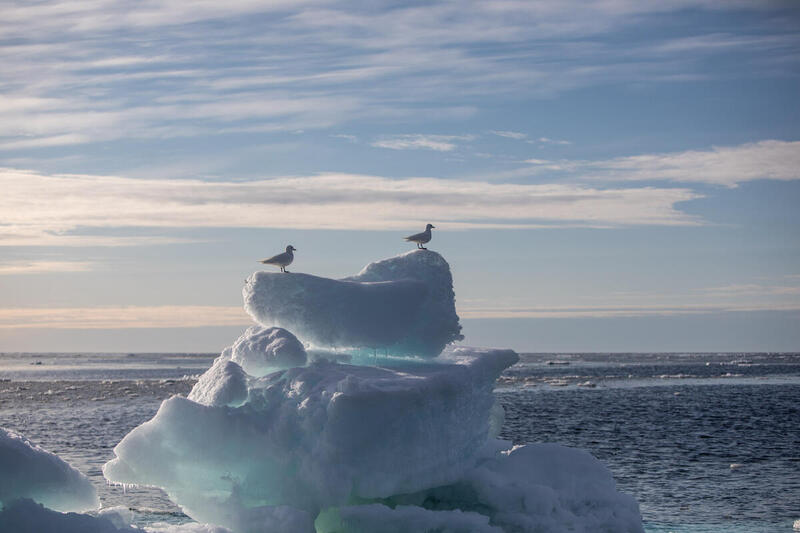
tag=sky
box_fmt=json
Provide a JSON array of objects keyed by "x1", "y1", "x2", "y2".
[{"x1": 1, "y1": 0, "x2": 799, "y2": 353}]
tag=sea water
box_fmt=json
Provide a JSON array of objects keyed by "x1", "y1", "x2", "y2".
[{"x1": 1, "y1": 351, "x2": 798, "y2": 531}]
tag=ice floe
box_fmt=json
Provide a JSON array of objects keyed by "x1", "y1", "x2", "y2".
[{"x1": 0, "y1": 426, "x2": 99, "y2": 512}]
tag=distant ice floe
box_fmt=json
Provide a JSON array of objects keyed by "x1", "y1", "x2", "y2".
[
  {"x1": 243, "y1": 249, "x2": 463, "y2": 357},
  {"x1": 0, "y1": 426, "x2": 99, "y2": 512}
]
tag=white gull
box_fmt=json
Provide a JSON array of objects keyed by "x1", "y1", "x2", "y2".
[
  {"x1": 259, "y1": 245, "x2": 296, "y2": 273},
  {"x1": 404, "y1": 224, "x2": 435, "y2": 249}
]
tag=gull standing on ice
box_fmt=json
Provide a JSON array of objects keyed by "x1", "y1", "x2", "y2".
[
  {"x1": 259, "y1": 245, "x2": 296, "y2": 273},
  {"x1": 404, "y1": 224, "x2": 435, "y2": 249}
]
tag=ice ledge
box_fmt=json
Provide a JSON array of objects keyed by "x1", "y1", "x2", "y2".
[{"x1": 243, "y1": 249, "x2": 463, "y2": 357}]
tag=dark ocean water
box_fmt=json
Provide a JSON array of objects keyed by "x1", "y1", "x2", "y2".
[{"x1": 1, "y1": 351, "x2": 799, "y2": 532}]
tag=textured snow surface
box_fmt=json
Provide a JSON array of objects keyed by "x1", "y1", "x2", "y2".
[
  {"x1": 230, "y1": 326, "x2": 307, "y2": 375},
  {"x1": 465, "y1": 443, "x2": 644, "y2": 533},
  {"x1": 243, "y1": 249, "x2": 462, "y2": 357},
  {"x1": 316, "y1": 504, "x2": 503, "y2": 533},
  {"x1": 0, "y1": 499, "x2": 232, "y2": 533},
  {"x1": 380, "y1": 443, "x2": 644, "y2": 533},
  {"x1": 104, "y1": 348, "x2": 517, "y2": 531},
  {"x1": 0, "y1": 499, "x2": 133, "y2": 533},
  {"x1": 0, "y1": 426, "x2": 99, "y2": 512},
  {"x1": 187, "y1": 356, "x2": 248, "y2": 407}
]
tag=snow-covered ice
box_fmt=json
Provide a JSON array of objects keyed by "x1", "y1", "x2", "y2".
[
  {"x1": 102, "y1": 250, "x2": 643, "y2": 532},
  {"x1": 315, "y1": 504, "x2": 503, "y2": 533},
  {"x1": 104, "y1": 348, "x2": 518, "y2": 531},
  {"x1": 0, "y1": 499, "x2": 130, "y2": 533},
  {"x1": 229, "y1": 326, "x2": 307, "y2": 375},
  {"x1": 316, "y1": 443, "x2": 642, "y2": 533},
  {"x1": 0, "y1": 426, "x2": 99, "y2": 512},
  {"x1": 186, "y1": 356, "x2": 249, "y2": 407},
  {"x1": 0, "y1": 498, "x2": 233, "y2": 533},
  {"x1": 243, "y1": 249, "x2": 463, "y2": 357}
]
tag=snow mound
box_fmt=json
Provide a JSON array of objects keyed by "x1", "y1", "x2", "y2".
[
  {"x1": 0, "y1": 499, "x2": 134, "y2": 533},
  {"x1": 437, "y1": 443, "x2": 642, "y2": 533},
  {"x1": 315, "y1": 504, "x2": 503, "y2": 533},
  {"x1": 471, "y1": 443, "x2": 644, "y2": 532},
  {"x1": 104, "y1": 348, "x2": 517, "y2": 531},
  {"x1": 230, "y1": 325, "x2": 307, "y2": 375},
  {"x1": 243, "y1": 249, "x2": 462, "y2": 357},
  {"x1": 322, "y1": 443, "x2": 643, "y2": 533},
  {"x1": 187, "y1": 356, "x2": 248, "y2": 407},
  {"x1": 0, "y1": 499, "x2": 232, "y2": 533},
  {"x1": 0, "y1": 427, "x2": 99, "y2": 512}
]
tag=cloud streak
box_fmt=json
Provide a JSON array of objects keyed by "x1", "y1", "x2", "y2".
[
  {"x1": 524, "y1": 140, "x2": 800, "y2": 187},
  {"x1": 0, "y1": 261, "x2": 93, "y2": 275},
  {"x1": 371, "y1": 134, "x2": 473, "y2": 152},
  {"x1": 0, "y1": 306, "x2": 250, "y2": 329},
  {"x1": 0, "y1": 167, "x2": 703, "y2": 246},
  {"x1": 458, "y1": 303, "x2": 800, "y2": 319}
]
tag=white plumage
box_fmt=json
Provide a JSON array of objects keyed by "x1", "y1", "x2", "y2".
[
  {"x1": 259, "y1": 245, "x2": 296, "y2": 273},
  {"x1": 404, "y1": 224, "x2": 435, "y2": 249}
]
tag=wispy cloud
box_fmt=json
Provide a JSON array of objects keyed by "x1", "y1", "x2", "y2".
[
  {"x1": 331, "y1": 134, "x2": 358, "y2": 143},
  {"x1": 0, "y1": 260, "x2": 93, "y2": 275},
  {"x1": 696, "y1": 283, "x2": 800, "y2": 297},
  {"x1": 490, "y1": 130, "x2": 528, "y2": 140},
  {"x1": 533, "y1": 137, "x2": 572, "y2": 146},
  {"x1": 459, "y1": 274, "x2": 800, "y2": 318},
  {"x1": 0, "y1": 1, "x2": 795, "y2": 149},
  {"x1": 522, "y1": 140, "x2": 800, "y2": 187},
  {"x1": 371, "y1": 134, "x2": 474, "y2": 152},
  {"x1": 458, "y1": 302, "x2": 800, "y2": 319},
  {"x1": 0, "y1": 306, "x2": 250, "y2": 329},
  {"x1": 0, "y1": 167, "x2": 704, "y2": 246}
]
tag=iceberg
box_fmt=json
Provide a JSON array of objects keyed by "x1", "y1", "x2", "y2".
[
  {"x1": 104, "y1": 250, "x2": 643, "y2": 532},
  {"x1": 0, "y1": 426, "x2": 99, "y2": 513},
  {"x1": 243, "y1": 249, "x2": 463, "y2": 357},
  {"x1": 104, "y1": 348, "x2": 518, "y2": 531}
]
